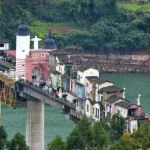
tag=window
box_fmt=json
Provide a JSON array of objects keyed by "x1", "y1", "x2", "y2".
[
  {"x1": 22, "y1": 50, "x2": 25, "y2": 52},
  {"x1": 34, "y1": 60, "x2": 37, "y2": 63},
  {"x1": 22, "y1": 64, "x2": 25, "y2": 66},
  {"x1": 0, "y1": 44, "x2": 4, "y2": 47},
  {"x1": 86, "y1": 83, "x2": 88, "y2": 87},
  {"x1": 52, "y1": 58, "x2": 55, "y2": 65},
  {"x1": 78, "y1": 75, "x2": 80, "y2": 81},
  {"x1": 97, "y1": 109, "x2": 99, "y2": 118},
  {"x1": 101, "y1": 96, "x2": 103, "y2": 102},
  {"x1": 86, "y1": 91, "x2": 88, "y2": 97},
  {"x1": 33, "y1": 53, "x2": 37, "y2": 58},
  {"x1": 96, "y1": 108, "x2": 97, "y2": 117},
  {"x1": 41, "y1": 60, "x2": 45, "y2": 63},
  {"x1": 22, "y1": 75, "x2": 24, "y2": 76},
  {"x1": 98, "y1": 95, "x2": 100, "y2": 101},
  {"x1": 59, "y1": 67, "x2": 60, "y2": 71},
  {"x1": 87, "y1": 104, "x2": 89, "y2": 112},
  {"x1": 77, "y1": 100, "x2": 78, "y2": 106},
  {"x1": 41, "y1": 53, "x2": 45, "y2": 57},
  {"x1": 93, "y1": 108, "x2": 94, "y2": 114}
]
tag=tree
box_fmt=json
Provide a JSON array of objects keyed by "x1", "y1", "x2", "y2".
[
  {"x1": 110, "y1": 132, "x2": 136, "y2": 150},
  {"x1": 66, "y1": 117, "x2": 93, "y2": 150},
  {"x1": 9, "y1": 132, "x2": 29, "y2": 150},
  {"x1": 93, "y1": 122, "x2": 110, "y2": 150},
  {"x1": 133, "y1": 123, "x2": 150, "y2": 149},
  {"x1": 48, "y1": 135, "x2": 66, "y2": 150},
  {"x1": 109, "y1": 113, "x2": 126, "y2": 142},
  {"x1": 0, "y1": 126, "x2": 8, "y2": 150}
]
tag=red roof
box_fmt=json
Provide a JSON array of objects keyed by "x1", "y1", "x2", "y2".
[{"x1": 5, "y1": 50, "x2": 16, "y2": 56}]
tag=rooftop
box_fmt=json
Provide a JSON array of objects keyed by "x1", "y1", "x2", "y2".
[
  {"x1": 48, "y1": 49, "x2": 69, "y2": 55},
  {"x1": 0, "y1": 59, "x2": 14, "y2": 70},
  {"x1": 78, "y1": 66, "x2": 91, "y2": 72},
  {"x1": 57, "y1": 55, "x2": 70, "y2": 62},
  {"x1": 86, "y1": 76, "x2": 113, "y2": 85},
  {"x1": 98, "y1": 86, "x2": 124, "y2": 93},
  {"x1": 105, "y1": 95, "x2": 121, "y2": 104},
  {"x1": 50, "y1": 70, "x2": 62, "y2": 75},
  {"x1": 115, "y1": 101, "x2": 132, "y2": 109},
  {"x1": 0, "y1": 38, "x2": 9, "y2": 43},
  {"x1": 4, "y1": 50, "x2": 16, "y2": 56}
]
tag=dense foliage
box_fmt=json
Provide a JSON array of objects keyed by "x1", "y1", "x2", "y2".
[
  {"x1": 48, "y1": 135, "x2": 66, "y2": 150},
  {"x1": 0, "y1": 126, "x2": 28, "y2": 150},
  {"x1": 47, "y1": 117, "x2": 150, "y2": 150},
  {"x1": 0, "y1": 126, "x2": 7, "y2": 150},
  {"x1": 110, "y1": 123, "x2": 150, "y2": 150},
  {"x1": 0, "y1": 0, "x2": 150, "y2": 52}
]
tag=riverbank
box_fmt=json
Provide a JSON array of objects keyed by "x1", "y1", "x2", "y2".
[{"x1": 70, "y1": 52, "x2": 150, "y2": 73}]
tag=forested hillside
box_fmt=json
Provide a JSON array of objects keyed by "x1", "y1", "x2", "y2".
[{"x1": 0, "y1": 0, "x2": 150, "y2": 53}]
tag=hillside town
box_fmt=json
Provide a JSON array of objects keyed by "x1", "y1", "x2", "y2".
[{"x1": 0, "y1": 19, "x2": 150, "y2": 137}]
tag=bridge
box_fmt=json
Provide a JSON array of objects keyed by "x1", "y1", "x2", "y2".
[{"x1": 0, "y1": 72, "x2": 84, "y2": 150}]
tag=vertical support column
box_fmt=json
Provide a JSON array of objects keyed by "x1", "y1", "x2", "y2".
[{"x1": 26, "y1": 100, "x2": 44, "y2": 150}]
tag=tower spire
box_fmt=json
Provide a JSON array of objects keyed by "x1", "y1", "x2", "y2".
[{"x1": 48, "y1": 29, "x2": 52, "y2": 38}]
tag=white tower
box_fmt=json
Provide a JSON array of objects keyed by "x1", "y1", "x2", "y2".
[{"x1": 16, "y1": 19, "x2": 30, "y2": 80}]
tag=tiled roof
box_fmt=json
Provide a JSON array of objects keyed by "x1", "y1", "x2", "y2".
[
  {"x1": 86, "y1": 76, "x2": 99, "y2": 81},
  {"x1": 57, "y1": 55, "x2": 70, "y2": 62},
  {"x1": 115, "y1": 101, "x2": 132, "y2": 109},
  {"x1": 78, "y1": 66, "x2": 91, "y2": 72},
  {"x1": 48, "y1": 49, "x2": 69, "y2": 55},
  {"x1": 5, "y1": 50, "x2": 16, "y2": 56},
  {"x1": 0, "y1": 38, "x2": 9, "y2": 43},
  {"x1": 0, "y1": 59, "x2": 13, "y2": 70},
  {"x1": 86, "y1": 76, "x2": 113, "y2": 85},
  {"x1": 105, "y1": 95, "x2": 121, "y2": 104},
  {"x1": 76, "y1": 81, "x2": 84, "y2": 86},
  {"x1": 50, "y1": 70, "x2": 62, "y2": 75},
  {"x1": 58, "y1": 61, "x2": 73, "y2": 65},
  {"x1": 99, "y1": 86, "x2": 124, "y2": 93}
]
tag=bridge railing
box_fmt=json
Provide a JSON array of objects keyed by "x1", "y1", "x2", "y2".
[{"x1": 17, "y1": 79, "x2": 76, "y2": 109}]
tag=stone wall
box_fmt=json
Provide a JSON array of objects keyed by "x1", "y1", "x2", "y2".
[{"x1": 70, "y1": 53, "x2": 150, "y2": 73}]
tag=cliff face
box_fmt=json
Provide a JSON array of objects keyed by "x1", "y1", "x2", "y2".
[{"x1": 70, "y1": 53, "x2": 150, "y2": 73}]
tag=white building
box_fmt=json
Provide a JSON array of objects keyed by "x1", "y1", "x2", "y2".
[
  {"x1": 16, "y1": 19, "x2": 30, "y2": 80},
  {"x1": 0, "y1": 38, "x2": 9, "y2": 51}
]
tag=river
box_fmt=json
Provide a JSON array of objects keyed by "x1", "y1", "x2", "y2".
[
  {"x1": 1, "y1": 106, "x2": 75, "y2": 149},
  {"x1": 1, "y1": 73, "x2": 150, "y2": 149},
  {"x1": 100, "y1": 72, "x2": 150, "y2": 115}
]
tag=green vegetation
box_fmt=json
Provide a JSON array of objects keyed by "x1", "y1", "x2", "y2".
[
  {"x1": 110, "y1": 123, "x2": 150, "y2": 150},
  {"x1": 0, "y1": 126, "x2": 28, "y2": 150},
  {"x1": 47, "y1": 117, "x2": 150, "y2": 150},
  {"x1": 48, "y1": 135, "x2": 66, "y2": 150},
  {"x1": 117, "y1": 2, "x2": 150, "y2": 12},
  {"x1": 0, "y1": 0, "x2": 150, "y2": 53}
]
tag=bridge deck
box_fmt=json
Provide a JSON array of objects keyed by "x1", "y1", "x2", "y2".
[{"x1": 17, "y1": 80, "x2": 76, "y2": 110}]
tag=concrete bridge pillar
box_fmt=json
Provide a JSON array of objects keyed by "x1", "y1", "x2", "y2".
[{"x1": 26, "y1": 100, "x2": 44, "y2": 150}]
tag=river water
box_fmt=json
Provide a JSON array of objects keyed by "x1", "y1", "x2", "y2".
[
  {"x1": 100, "y1": 73, "x2": 150, "y2": 115},
  {"x1": 1, "y1": 106, "x2": 75, "y2": 149},
  {"x1": 1, "y1": 73, "x2": 150, "y2": 149}
]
